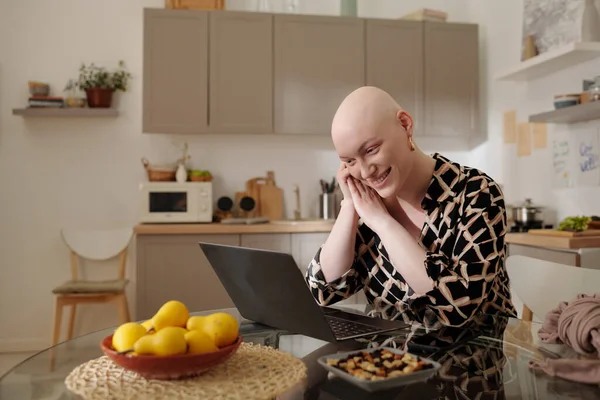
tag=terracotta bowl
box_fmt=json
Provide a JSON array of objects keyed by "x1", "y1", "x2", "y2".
[{"x1": 100, "y1": 334, "x2": 242, "y2": 380}]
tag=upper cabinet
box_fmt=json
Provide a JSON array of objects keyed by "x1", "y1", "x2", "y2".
[
  {"x1": 143, "y1": 9, "x2": 273, "y2": 134},
  {"x1": 365, "y1": 19, "x2": 423, "y2": 134},
  {"x1": 423, "y1": 22, "x2": 479, "y2": 139},
  {"x1": 209, "y1": 11, "x2": 273, "y2": 134},
  {"x1": 274, "y1": 15, "x2": 364, "y2": 135},
  {"x1": 142, "y1": 9, "x2": 481, "y2": 147},
  {"x1": 143, "y1": 9, "x2": 209, "y2": 134}
]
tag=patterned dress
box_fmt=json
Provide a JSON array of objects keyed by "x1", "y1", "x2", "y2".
[{"x1": 305, "y1": 153, "x2": 517, "y2": 328}]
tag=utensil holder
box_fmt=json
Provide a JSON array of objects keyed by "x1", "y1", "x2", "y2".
[{"x1": 319, "y1": 193, "x2": 337, "y2": 220}]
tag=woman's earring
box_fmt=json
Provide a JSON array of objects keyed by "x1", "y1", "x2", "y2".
[{"x1": 408, "y1": 137, "x2": 416, "y2": 151}]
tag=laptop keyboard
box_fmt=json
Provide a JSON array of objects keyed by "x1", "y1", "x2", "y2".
[{"x1": 325, "y1": 315, "x2": 381, "y2": 338}]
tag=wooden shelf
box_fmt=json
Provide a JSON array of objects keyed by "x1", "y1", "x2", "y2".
[
  {"x1": 529, "y1": 101, "x2": 600, "y2": 124},
  {"x1": 12, "y1": 108, "x2": 119, "y2": 117},
  {"x1": 495, "y1": 42, "x2": 600, "y2": 81}
]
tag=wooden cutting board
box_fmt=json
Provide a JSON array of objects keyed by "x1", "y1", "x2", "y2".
[
  {"x1": 241, "y1": 177, "x2": 267, "y2": 217},
  {"x1": 527, "y1": 229, "x2": 600, "y2": 237},
  {"x1": 259, "y1": 171, "x2": 283, "y2": 221}
]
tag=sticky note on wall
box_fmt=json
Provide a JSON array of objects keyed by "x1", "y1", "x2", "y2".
[
  {"x1": 503, "y1": 110, "x2": 516, "y2": 144},
  {"x1": 517, "y1": 122, "x2": 531, "y2": 156}
]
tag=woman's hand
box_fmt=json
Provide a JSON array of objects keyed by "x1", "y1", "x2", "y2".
[
  {"x1": 336, "y1": 163, "x2": 353, "y2": 204},
  {"x1": 347, "y1": 178, "x2": 392, "y2": 231}
]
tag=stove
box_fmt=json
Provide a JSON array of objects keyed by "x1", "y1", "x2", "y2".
[{"x1": 509, "y1": 221, "x2": 553, "y2": 233}]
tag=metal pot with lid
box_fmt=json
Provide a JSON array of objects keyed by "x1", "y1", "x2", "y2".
[{"x1": 512, "y1": 198, "x2": 544, "y2": 225}]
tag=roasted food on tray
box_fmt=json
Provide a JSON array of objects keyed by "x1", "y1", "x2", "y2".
[{"x1": 325, "y1": 349, "x2": 434, "y2": 381}]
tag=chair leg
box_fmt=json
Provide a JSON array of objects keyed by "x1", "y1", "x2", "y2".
[
  {"x1": 116, "y1": 293, "x2": 131, "y2": 324},
  {"x1": 67, "y1": 303, "x2": 77, "y2": 340},
  {"x1": 52, "y1": 297, "x2": 64, "y2": 346}
]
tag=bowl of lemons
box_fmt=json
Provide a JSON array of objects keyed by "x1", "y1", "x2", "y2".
[{"x1": 101, "y1": 300, "x2": 242, "y2": 380}]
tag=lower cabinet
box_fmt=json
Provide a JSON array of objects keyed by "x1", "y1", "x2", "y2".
[
  {"x1": 136, "y1": 231, "x2": 367, "y2": 319},
  {"x1": 507, "y1": 243, "x2": 580, "y2": 267},
  {"x1": 241, "y1": 233, "x2": 292, "y2": 253},
  {"x1": 290, "y1": 232, "x2": 366, "y2": 306},
  {"x1": 136, "y1": 234, "x2": 239, "y2": 320}
]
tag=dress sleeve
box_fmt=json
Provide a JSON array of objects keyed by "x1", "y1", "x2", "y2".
[
  {"x1": 304, "y1": 221, "x2": 372, "y2": 306},
  {"x1": 412, "y1": 179, "x2": 508, "y2": 327}
]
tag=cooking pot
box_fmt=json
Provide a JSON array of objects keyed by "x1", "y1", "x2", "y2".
[{"x1": 512, "y1": 198, "x2": 544, "y2": 225}]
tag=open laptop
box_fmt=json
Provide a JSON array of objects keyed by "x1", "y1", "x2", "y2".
[{"x1": 198, "y1": 242, "x2": 409, "y2": 342}]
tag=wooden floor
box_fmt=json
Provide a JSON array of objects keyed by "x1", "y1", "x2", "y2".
[{"x1": 0, "y1": 352, "x2": 35, "y2": 377}]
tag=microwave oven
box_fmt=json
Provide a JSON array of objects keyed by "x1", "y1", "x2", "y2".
[{"x1": 139, "y1": 182, "x2": 213, "y2": 223}]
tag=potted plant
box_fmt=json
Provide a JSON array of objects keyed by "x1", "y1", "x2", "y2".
[{"x1": 70, "y1": 60, "x2": 132, "y2": 108}]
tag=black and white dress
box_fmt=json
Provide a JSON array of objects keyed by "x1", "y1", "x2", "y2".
[{"x1": 305, "y1": 153, "x2": 517, "y2": 328}]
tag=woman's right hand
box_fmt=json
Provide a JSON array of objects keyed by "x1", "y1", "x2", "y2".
[{"x1": 336, "y1": 163, "x2": 353, "y2": 205}]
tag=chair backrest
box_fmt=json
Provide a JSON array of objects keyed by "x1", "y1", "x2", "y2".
[
  {"x1": 506, "y1": 255, "x2": 600, "y2": 321},
  {"x1": 61, "y1": 227, "x2": 133, "y2": 280}
]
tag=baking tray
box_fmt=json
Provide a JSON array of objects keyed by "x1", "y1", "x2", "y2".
[{"x1": 317, "y1": 347, "x2": 441, "y2": 393}]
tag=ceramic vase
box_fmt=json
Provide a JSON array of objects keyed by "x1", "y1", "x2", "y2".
[{"x1": 176, "y1": 163, "x2": 187, "y2": 183}]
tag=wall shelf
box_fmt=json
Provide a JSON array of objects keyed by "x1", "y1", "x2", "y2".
[
  {"x1": 529, "y1": 101, "x2": 600, "y2": 124},
  {"x1": 12, "y1": 108, "x2": 119, "y2": 117},
  {"x1": 495, "y1": 42, "x2": 600, "y2": 82}
]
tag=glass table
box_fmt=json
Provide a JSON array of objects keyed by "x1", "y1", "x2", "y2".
[{"x1": 1, "y1": 306, "x2": 599, "y2": 399}]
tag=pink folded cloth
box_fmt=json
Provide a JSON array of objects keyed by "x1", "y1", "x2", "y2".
[{"x1": 528, "y1": 294, "x2": 600, "y2": 384}]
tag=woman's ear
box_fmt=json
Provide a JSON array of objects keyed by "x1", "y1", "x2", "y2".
[{"x1": 396, "y1": 110, "x2": 414, "y2": 135}]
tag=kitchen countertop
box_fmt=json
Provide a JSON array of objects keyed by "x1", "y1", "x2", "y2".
[
  {"x1": 506, "y1": 232, "x2": 600, "y2": 250},
  {"x1": 134, "y1": 220, "x2": 335, "y2": 235}
]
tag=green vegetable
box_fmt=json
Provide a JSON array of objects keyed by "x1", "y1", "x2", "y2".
[
  {"x1": 189, "y1": 169, "x2": 211, "y2": 177},
  {"x1": 557, "y1": 216, "x2": 591, "y2": 232}
]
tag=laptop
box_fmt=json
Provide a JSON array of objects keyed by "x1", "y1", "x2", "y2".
[{"x1": 198, "y1": 242, "x2": 409, "y2": 342}]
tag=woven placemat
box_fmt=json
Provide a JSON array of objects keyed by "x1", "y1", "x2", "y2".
[{"x1": 65, "y1": 342, "x2": 307, "y2": 400}]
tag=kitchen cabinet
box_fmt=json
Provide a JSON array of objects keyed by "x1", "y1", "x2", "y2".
[
  {"x1": 135, "y1": 231, "x2": 370, "y2": 319},
  {"x1": 291, "y1": 233, "x2": 329, "y2": 275},
  {"x1": 507, "y1": 243, "x2": 580, "y2": 267},
  {"x1": 143, "y1": 9, "x2": 209, "y2": 134},
  {"x1": 291, "y1": 233, "x2": 367, "y2": 305},
  {"x1": 241, "y1": 233, "x2": 292, "y2": 253},
  {"x1": 136, "y1": 234, "x2": 238, "y2": 319},
  {"x1": 273, "y1": 14, "x2": 365, "y2": 135},
  {"x1": 366, "y1": 19, "x2": 424, "y2": 133},
  {"x1": 209, "y1": 11, "x2": 273, "y2": 133},
  {"x1": 142, "y1": 9, "x2": 481, "y2": 147},
  {"x1": 423, "y1": 22, "x2": 480, "y2": 138}
]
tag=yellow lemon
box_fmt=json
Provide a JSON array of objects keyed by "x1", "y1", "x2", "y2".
[
  {"x1": 141, "y1": 319, "x2": 154, "y2": 332},
  {"x1": 201, "y1": 312, "x2": 239, "y2": 348},
  {"x1": 186, "y1": 316, "x2": 207, "y2": 331},
  {"x1": 112, "y1": 322, "x2": 147, "y2": 353},
  {"x1": 184, "y1": 330, "x2": 218, "y2": 354}
]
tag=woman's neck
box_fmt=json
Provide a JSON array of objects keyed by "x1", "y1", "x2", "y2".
[{"x1": 397, "y1": 151, "x2": 436, "y2": 210}]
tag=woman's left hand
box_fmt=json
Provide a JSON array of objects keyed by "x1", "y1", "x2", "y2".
[{"x1": 347, "y1": 178, "x2": 391, "y2": 231}]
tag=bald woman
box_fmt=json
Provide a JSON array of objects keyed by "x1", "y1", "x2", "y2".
[{"x1": 305, "y1": 86, "x2": 516, "y2": 328}]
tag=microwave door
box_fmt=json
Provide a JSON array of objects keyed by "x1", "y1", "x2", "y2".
[
  {"x1": 149, "y1": 191, "x2": 188, "y2": 213},
  {"x1": 143, "y1": 189, "x2": 197, "y2": 222}
]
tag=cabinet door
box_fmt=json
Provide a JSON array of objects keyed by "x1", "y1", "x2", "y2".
[
  {"x1": 143, "y1": 9, "x2": 208, "y2": 134},
  {"x1": 291, "y1": 233, "x2": 329, "y2": 275},
  {"x1": 240, "y1": 233, "x2": 292, "y2": 253},
  {"x1": 274, "y1": 15, "x2": 364, "y2": 135},
  {"x1": 209, "y1": 11, "x2": 273, "y2": 134},
  {"x1": 291, "y1": 233, "x2": 367, "y2": 305},
  {"x1": 136, "y1": 234, "x2": 239, "y2": 320},
  {"x1": 423, "y1": 22, "x2": 479, "y2": 138},
  {"x1": 366, "y1": 20, "x2": 423, "y2": 133}
]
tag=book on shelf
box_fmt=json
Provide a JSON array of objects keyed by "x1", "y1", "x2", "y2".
[{"x1": 27, "y1": 96, "x2": 64, "y2": 108}]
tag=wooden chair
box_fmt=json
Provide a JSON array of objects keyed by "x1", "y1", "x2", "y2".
[
  {"x1": 506, "y1": 254, "x2": 600, "y2": 322},
  {"x1": 51, "y1": 227, "x2": 133, "y2": 346}
]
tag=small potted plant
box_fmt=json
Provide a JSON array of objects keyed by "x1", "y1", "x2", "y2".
[{"x1": 71, "y1": 60, "x2": 132, "y2": 108}]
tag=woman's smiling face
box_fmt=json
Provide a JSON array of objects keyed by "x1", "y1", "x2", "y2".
[{"x1": 334, "y1": 110, "x2": 415, "y2": 199}]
